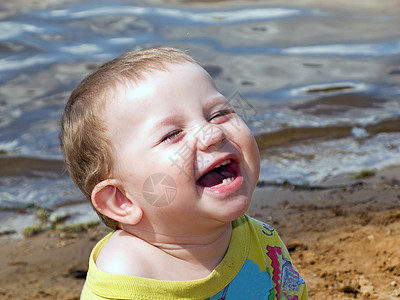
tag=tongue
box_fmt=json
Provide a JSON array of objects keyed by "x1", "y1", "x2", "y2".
[{"x1": 197, "y1": 166, "x2": 235, "y2": 187}]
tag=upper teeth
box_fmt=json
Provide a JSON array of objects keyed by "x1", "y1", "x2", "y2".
[{"x1": 214, "y1": 159, "x2": 230, "y2": 169}]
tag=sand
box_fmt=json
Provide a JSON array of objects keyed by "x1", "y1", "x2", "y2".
[{"x1": 0, "y1": 166, "x2": 399, "y2": 299}]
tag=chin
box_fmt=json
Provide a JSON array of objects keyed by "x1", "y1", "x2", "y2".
[{"x1": 217, "y1": 196, "x2": 251, "y2": 223}]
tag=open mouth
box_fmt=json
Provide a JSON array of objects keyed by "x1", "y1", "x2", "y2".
[{"x1": 197, "y1": 159, "x2": 239, "y2": 188}]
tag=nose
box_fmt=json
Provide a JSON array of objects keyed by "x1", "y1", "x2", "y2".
[{"x1": 194, "y1": 123, "x2": 226, "y2": 151}]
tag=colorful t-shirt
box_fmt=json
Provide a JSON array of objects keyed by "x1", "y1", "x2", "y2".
[{"x1": 81, "y1": 215, "x2": 307, "y2": 299}]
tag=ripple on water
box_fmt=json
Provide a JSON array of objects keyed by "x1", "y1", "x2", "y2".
[{"x1": 1, "y1": 0, "x2": 400, "y2": 236}]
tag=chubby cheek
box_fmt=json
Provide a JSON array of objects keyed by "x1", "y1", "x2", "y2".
[
  {"x1": 139, "y1": 149, "x2": 197, "y2": 208},
  {"x1": 238, "y1": 126, "x2": 261, "y2": 185},
  {"x1": 160, "y1": 145, "x2": 196, "y2": 177},
  {"x1": 248, "y1": 136, "x2": 261, "y2": 182}
]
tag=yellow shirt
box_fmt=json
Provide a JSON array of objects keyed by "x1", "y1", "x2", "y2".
[{"x1": 81, "y1": 215, "x2": 307, "y2": 299}]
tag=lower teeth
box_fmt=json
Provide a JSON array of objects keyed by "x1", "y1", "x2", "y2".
[{"x1": 222, "y1": 177, "x2": 234, "y2": 185}]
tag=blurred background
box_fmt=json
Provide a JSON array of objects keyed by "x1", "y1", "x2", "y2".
[{"x1": 0, "y1": 0, "x2": 399, "y2": 237}]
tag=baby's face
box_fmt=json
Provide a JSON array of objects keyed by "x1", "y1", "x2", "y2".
[{"x1": 105, "y1": 62, "x2": 260, "y2": 233}]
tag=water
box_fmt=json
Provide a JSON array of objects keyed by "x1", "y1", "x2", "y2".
[{"x1": 0, "y1": 0, "x2": 399, "y2": 235}]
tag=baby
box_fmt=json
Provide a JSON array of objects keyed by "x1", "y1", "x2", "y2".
[{"x1": 60, "y1": 47, "x2": 307, "y2": 299}]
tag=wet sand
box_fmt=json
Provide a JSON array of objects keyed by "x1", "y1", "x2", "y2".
[{"x1": 0, "y1": 166, "x2": 399, "y2": 299}]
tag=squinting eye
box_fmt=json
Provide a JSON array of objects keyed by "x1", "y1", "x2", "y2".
[
  {"x1": 161, "y1": 130, "x2": 181, "y2": 143},
  {"x1": 209, "y1": 109, "x2": 234, "y2": 123}
]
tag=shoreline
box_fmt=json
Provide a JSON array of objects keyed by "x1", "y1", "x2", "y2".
[{"x1": 0, "y1": 166, "x2": 399, "y2": 299}]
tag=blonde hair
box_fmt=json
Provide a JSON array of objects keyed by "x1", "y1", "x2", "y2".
[{"x1": 60, "y1": 47, "x2": 196, "y2": 229}]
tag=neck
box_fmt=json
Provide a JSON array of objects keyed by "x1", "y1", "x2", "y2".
[{"x1": 121, "y1": 221, "x2": 232, "y2": 272}]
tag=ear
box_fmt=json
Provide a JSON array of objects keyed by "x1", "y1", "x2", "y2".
[{"x1": 91, "y1": 179, "x2": 143, "y2": 226}]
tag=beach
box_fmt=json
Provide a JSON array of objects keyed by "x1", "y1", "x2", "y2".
[
  {"x1": 1, "y1": 165, "x2": 399, "y2": 299},
  {"x1": 0, "y1": 0, "x2": 400, "y2": 298}
]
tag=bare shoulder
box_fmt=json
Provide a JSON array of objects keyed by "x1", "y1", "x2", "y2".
[{"x1": 95, "y1": 230, "x2": 153, "y2": 277}]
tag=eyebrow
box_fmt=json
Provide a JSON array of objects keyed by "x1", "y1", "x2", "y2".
[
  {"x1": 149, "y1": 96, "x2": 229, "y2": 132},
  {"x1": 203, "y1": 96, "x2": 230, "y2": 111},
  {"x1": 150, "y1": 115, "x2": 185, "y2": 133}
]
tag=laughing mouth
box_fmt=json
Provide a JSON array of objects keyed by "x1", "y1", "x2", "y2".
[{"x1": 197, "y1": 159, "x2": 238, "y2": 188}]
